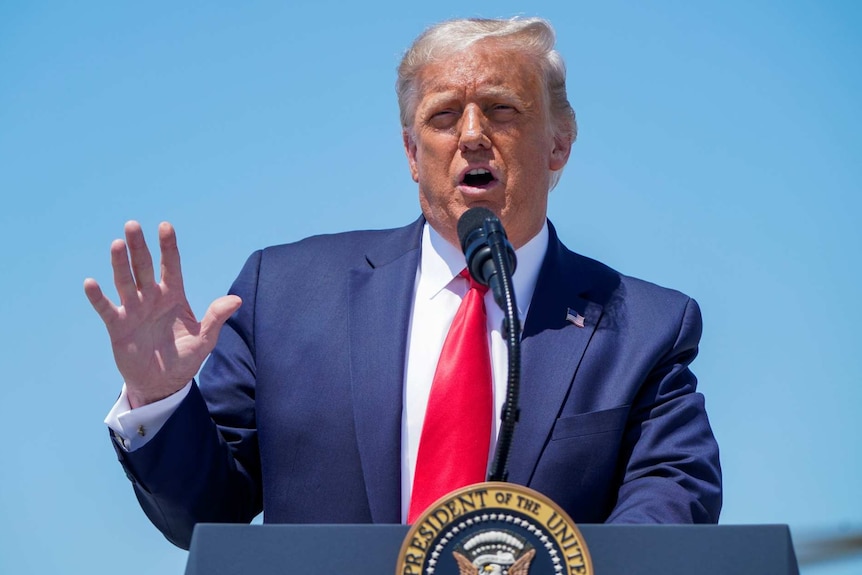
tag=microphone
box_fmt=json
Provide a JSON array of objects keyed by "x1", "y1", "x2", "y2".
[
  {"x1": 456, "y1": 207, "x2": 521, "y2": 483},
  {"x1": 457, "y1": 207, "x2": 517, "y2": 310}
]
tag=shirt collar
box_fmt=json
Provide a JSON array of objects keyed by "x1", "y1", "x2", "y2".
[{"x1": 418, "y1": 221, "x2": 549, "y2": 318}]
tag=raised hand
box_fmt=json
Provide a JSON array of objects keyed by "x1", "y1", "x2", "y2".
[{"x1": 84, "y1": 221, "x2": 242, "y2": 408}]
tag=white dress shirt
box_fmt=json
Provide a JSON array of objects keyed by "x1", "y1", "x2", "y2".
[
  {"x1": 399, "y1": 222, "x2": 547, "y2": 520},
  {"x1": 105, "y1": 221, "x2": 548, "y2": 521}
]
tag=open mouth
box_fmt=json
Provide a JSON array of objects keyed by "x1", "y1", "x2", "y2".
[{"x1": 462, "y1": 168, "x2": 496, "y2": 188}]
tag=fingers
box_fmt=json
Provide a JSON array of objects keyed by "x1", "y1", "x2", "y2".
[
  {"x1": 124, "y1": 220, "x2": 156, "y2": 291},
  {"x1": 91, "y1": 219, "x2": 189, "y2": 316},
  {"x1": 83, "y1": 277, "x2": 119, "y2": 324},
  {"x1": 199, "y1": 295, "x2": 243, "y2": 349},
  {"x1": 158, "y1": 222, "x2": 185, "y2": 292},
  {"x1": 108, "y1": 220, "x2": 158, "y2": 307},
  {"x1": 111, "y1": 237, "x2": 140, "y2": 306}
]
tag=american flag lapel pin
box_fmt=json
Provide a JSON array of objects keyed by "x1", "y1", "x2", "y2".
[{"x1": 566, "y1": 307, "x2": 585, "y2": 328}]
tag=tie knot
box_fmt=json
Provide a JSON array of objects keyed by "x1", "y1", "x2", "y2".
[{"x1": 460, "y1": 268, "x2": 489, "y2": 294}]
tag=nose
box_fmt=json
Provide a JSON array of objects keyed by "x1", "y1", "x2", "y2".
[{"x1": 459, "y1": 105, "x2": 491, "y2": 152}]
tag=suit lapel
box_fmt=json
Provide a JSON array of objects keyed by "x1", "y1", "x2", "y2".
[
  {"x1": 346, "y1": 218, "x2": 610, "y2": 514},
  {"x1": 507, "y1": 224, "x2": 605, "y2": 486},
  {"x1": 348, "y1": 219, "x2": 423, "y2": 523}
]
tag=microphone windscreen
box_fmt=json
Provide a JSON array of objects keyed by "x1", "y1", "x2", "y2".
[{"x1": 457, "y1": 207, "x2": 496, "y2": 252}]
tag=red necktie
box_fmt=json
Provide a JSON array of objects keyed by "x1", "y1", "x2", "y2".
[{"x1": 408, "y1": 269, "x2": 492, "y2": 523}]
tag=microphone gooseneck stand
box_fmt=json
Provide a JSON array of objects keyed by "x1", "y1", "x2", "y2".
[{"x1": 483, "y1": 217, "x2": 520, "y2": 483}]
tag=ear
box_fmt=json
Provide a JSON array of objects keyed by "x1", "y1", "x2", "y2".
[
  {"x1": 548, "y1": 131, "x2": 573, "y2": 172},
  {"x1": 403, "y1": 129, "x2": 420, "y2": 183}
]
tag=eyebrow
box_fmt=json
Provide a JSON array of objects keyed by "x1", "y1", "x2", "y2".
[{"x1": 420, "y1": 87, "x2": 526, "y2": 110}]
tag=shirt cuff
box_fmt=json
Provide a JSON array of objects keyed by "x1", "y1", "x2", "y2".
[{"x1": 104, "y1": 381, "x2": 193, "y2": 452}]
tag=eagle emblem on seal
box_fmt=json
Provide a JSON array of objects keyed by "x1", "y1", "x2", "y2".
[{"x1": 452, "y1": 530, "x2": 536, "y2": 575}]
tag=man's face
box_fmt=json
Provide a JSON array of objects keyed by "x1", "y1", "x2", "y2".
[{"x1": 403, "y1": 40, "x2": 571, "y2": 250}]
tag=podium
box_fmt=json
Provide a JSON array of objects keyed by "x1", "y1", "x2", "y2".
[{"x1": 185, "y1": 523, "x2": 800, "y2": 575}]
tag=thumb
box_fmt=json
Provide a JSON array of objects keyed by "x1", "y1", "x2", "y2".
[{"x1": 199, "y1": 295, "x2": 243, "y2": 348}]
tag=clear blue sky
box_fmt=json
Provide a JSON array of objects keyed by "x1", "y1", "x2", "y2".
[{"x1": 1, "y1": 2, "x2": 859, "y2": 574}]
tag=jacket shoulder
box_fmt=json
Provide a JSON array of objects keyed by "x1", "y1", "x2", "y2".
[
  {"x1": 238, "y1": 218, "x2": 424, "y2": 280},
  {"x1": 553, "y1": 237, "x2": 694, "y2": 309}
]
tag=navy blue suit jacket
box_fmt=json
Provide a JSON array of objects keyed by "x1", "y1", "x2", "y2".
[{"x1": 114, "y1": 218, "x2": 721, "y2": 549}]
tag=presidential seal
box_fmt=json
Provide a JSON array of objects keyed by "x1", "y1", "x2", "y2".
[{"x1": 395, "y1": 483, "x2": 593, "y2": 575}]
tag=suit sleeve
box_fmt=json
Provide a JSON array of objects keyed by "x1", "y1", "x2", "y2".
[
  {"x1": 111, "y1": 251, "x2": 264, "y2": 549},
  {"x1": 606, "y1": 297, "x2": 722, "y2": 523}
]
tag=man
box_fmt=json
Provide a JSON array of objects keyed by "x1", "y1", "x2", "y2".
[{"x1": 85, "y1": 17, "x2": 721, "y2": 550}]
